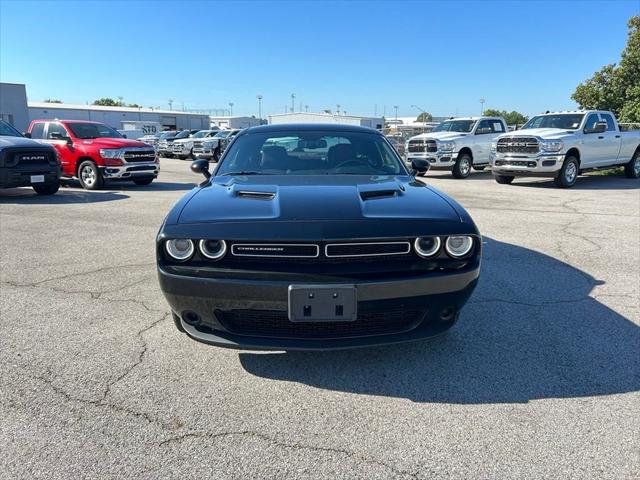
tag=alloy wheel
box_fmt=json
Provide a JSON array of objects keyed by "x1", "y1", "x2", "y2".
[
  {"x1": 81, "y1": 165, "x2": 96, "y2": 186},
  {"x1": 565, "y1": 162, "x2": 577, "y2": 183}
]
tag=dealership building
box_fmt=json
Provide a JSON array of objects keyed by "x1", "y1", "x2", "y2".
[
  {"x1": 268, "y1": 112, "x2": 385, "y2": 130},
  {"x1": 28, "y1": 102, "x2": 210, "y2": 131}
]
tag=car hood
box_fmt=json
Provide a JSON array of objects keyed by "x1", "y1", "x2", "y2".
[
  {"x1": 173, "y1": 137, "x2": 195, "y2": 144},
  {"x1": 177, "y1": 175, "x2": 462, "y2": 226},
  {"x1": 502, "y1": 128, "x2": 575, "y2": 140},
  {"x1": 77, "y1": 137, "x2": 151, "y2": 148},
  {"x1": 0, "y1": 136, "x2": 53, "y2": 149},
  {"x1": 411, "y1": 132, "x2": 468, "y2": 141}
]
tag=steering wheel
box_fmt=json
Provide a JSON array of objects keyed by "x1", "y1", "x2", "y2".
[{"x1": 333, "y1": 159, "x2": 368, "y2": 169}]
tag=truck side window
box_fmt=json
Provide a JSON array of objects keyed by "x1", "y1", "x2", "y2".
[
  {"x1": 30, "y1": 122, "x2": 45, "y2": 139},
  {"x1": 600, "y1": 114, "x2": 616, "y2": 131},
  {"x1": 584, "y1": 114, "x2": 600, "y2": 132},
  {"x1": 47, "y1": 123, "x2": 68, "y2": 139}
]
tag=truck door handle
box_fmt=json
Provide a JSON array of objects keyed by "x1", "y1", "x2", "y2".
[
  {"x1": 598, "y1": 136, "x2": 604, "y2": 139},
  {"x1": 615, "y1": 135, "x2": 621, "y2": 138}
]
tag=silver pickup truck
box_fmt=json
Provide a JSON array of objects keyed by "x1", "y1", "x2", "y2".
[{"x1": 491, "y1": 110, "x2": 640, "y2": 187}]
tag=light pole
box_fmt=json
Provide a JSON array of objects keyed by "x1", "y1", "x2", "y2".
[
  {"x1": 168, "y1": 99, "x2": 173, "y2": 110},
  {"x1": 336, "y1": 104, "x2": 341, "y2": 115},
  {"x1": 304, "y1": 104, "x2": 309, "y2": 112},
  {"x1": 291, "y1": 93, "x2": 295, "y2": 113},
  {"x1": 256, "y1": 95, "x2": 263, "y2": 120},
  {"x1": 229, "y1": 102, "x2": 234, "y2": 116},
  {"x1": 411, "y1": 104, "x2": 428, "y2": 130},
  {"x1": 393, "y1": 105, "x2": 398, "y2": 121},
  {"x1": 479, "y1": 98, "x2": 485, "y2": 115}
]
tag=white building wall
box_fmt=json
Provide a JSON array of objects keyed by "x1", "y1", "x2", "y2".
[
  {"x1": 268, "y1": 112, "x2": 384, "y2": 129},
  {"x1": 0, "y1": 83, "x2": 30, "y2": 131}
]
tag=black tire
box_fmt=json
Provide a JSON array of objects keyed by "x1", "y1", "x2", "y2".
[
  {"x1": 77, "y1": 160, "x2": 104, "y2": 190},
  {"x1": 495, "y1": 174, "x2": 514, "y2": 184},
  {"x1": 554, "y1": 155, "x2": 579, "y2": 188},
  {"x1": 133, "y1": 177, "x2": 154, "y2": 186},
  {"x1": 624, "y1": 149, "x2": 640, "y2": 179},
  {"x1": 472, "y1": 165, "x2": 486, "y2": 171},
  {"x1": 32, "y1": 182, "x2": 60, "y2": 195},
  {"x1": 172, "y1": 312, "x2": 185, "y2": 333},
  {"x1": 452, "y1": 153, "x2": 472, "y2": 179}
]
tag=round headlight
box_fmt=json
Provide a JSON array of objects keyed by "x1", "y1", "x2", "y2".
[
  {"x1": 165, "y1": 239, "x2": 194, "y2": 261},
  {"x1": 445, "y1": 236, "x2": 474, "y2": 258},
  {"x1": 414, "y1": 236, "x2": 441, "y2": 257},
  {"x1": 199, "y1": 239, "x2": 227, "y2": 260}
]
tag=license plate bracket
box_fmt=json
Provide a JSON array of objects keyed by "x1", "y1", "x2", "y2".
[
  {"x1": 288, "y1": 285, "x2": 357, "y2": 322},
  {"x1": 30, "y1": 175, "x2": 45, "y2": 183}
]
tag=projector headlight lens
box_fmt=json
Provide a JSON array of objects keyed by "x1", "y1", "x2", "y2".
[
  {"x1": 445, "y1": 236, "x2": 474, "y2": 258},
  {"x1": 414, "y1": 236, "x2": 441, "y2": 257},
  {"x1": 199, "y1": 239, "x2": 227, "y2": 260},
  {"x1": 165, "y1": 239, "x2": 194, "y2": 261}
]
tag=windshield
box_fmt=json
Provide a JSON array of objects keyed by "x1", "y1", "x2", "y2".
[
  {"x1": 432, "y1": 120, "x2": 476, "y2": 133},
  {"x1": 214, "y1": 131, "x2": 231, "y2": 138},
  {"x1": 216, "y1": 130, "x2": 407, "y2": 176},
  {"x1": 192, "y1": 131, "x2": 210, "y2": 138},
  {"x1": 0, "y1": 120, "x2": 22, "y2": 137},
  {"x1": 174, "y1": 130, "x2": 191, "y2": 139},
  {"x1": 160, "y1": 131, "x2": 177, "y2": 139},
  {"x1": 522, "y1": 114, "x2": 585, "y2": 130},
  {"x1": 67, "y1": 122, "x2": 123, "y2": 139}
]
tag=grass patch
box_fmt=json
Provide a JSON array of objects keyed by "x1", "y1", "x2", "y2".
[{"x1": 586, "y1": 167, "x2": 624, "y2": 176}]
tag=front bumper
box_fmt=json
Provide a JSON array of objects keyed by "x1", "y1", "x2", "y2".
[
  {"x1": 406, "y1": 151, "x2": 457, "y2": 169},
  {"x1": 100, "y1": 162, "x2": 159, "y2": 180},
  {"x1": 491, "y1": 154, "x2": 564, "y2": 177},
  {"x1": 158, "y1": 265, "x2": 480, "y2": 350},
  {"x1": 0, "y1": 164, "x2": 61, "y2": 189}
]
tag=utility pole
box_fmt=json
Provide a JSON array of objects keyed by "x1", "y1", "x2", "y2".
[
  {"x1": 304, "y1": 104, "x2": 309, "y2": 112},
  {"x1": 229, "y1": 102, "x2": 234, "y2": 116},
  {"x1": 479, "y1": 98, "x2": 485, "y2": 115},
  {"x1": 168, "y1": 99, "x2": 174, "y2": 110},
  {"x1": 291, "y1": 93, "x2": 296, "y2": 113},
  {"x1": 256, "y1": 95, "x2": 263, "y2": 120},
  {"x1": 393, "y1": 105, "x2": 399, "y2": 121},
  {"x1": 374, "y1": 104, "x2": 377, "y2": 117},
  {"x1": 336, "y1": 104, "x2": 341, "y2": 115}
]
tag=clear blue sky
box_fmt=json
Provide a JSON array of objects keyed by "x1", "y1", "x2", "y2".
[{"x1": 1, "y1": 0, "x2": 638, "y2": 118}]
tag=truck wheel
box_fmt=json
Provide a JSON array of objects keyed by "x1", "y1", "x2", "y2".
[
  {"x1": 624, "y1": 150, "x2": 640, "y2": 179},
  {"x1": 78, "y1": 161, "x2": 104, "y2": 190},
  {"x1": 133, "y1": 177, "x2": 154, "y2": 186},
  {"x1": 452, "y1": 153, "x2": 472, "y2": 179},
  {"x1": 33, "y1": 182, "x2": 60, "y2": 195},
  {"x1": 495, "y1": 175, "x2": 514, "y2": 184},
  {"x1": 554, "y1": 156, "x2": 579, "y2": 188}
]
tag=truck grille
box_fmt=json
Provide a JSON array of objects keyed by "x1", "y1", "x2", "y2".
[
  {"x1": 215, "y1": 308, "x2": 426, "y2": 339},
  {"x1": 408, "y1": 139, "x2": 437, "y2": 153},
  {"x1": 496, "y1": 137, "x2": 539, "y2": 154},
  {"x1": 123, "y1": 149, "x2": 156, "y2": 163},
  {"x1": 15, "y1": 152, "x2": 51, "y2": 165},
  {"x1": 193, "y1": 141, "x2": 203, "y2": 148}
]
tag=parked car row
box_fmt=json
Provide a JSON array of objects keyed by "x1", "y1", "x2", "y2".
[{"x1": 404, "y1": 110, "x2": 640, "y2": 188}]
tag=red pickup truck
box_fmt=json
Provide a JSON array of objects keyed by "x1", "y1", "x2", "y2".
[{"x1": 26, "y1": 119, "x2": 159, "y2": 190}]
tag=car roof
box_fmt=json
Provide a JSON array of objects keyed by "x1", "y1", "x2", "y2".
[
  {"x1": 31, "y1": 119, "x2": 105, "y2": 124},
  {"x1": 243, "y1": 123, "x2": 382, "y2": 135}
]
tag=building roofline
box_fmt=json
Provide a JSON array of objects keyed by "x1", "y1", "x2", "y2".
[{"x1": 27, "y1": 101, "x2": 209, "y2": 116}]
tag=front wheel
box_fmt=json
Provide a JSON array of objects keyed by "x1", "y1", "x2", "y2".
[
  {"x1": 495, "y1": 175, "x2": 514, "y2": 184},
  {"x1": 554, "y1": 156, "x2": 579, "y2": 188},
  {"x1": 33, "y1": 182, "x2": 60, "y2": 195},
  {"x1": 133, "y1": 177, "x2": 154, "y2": 186},
  {"x1": 77, "y1": 161, "x2": 104, "y2": 190},
  {"x1": 624, "y1": 150, "x2": 640, "y2": 179},
  {"x1": 452, "y1": 153, "x2": 472, "y2": 179}
]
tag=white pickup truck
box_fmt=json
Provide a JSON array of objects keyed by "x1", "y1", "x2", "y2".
[
  {"x1": 491, "y1": 110, "x2": 640, "y2": 187},
  {"x1": 406, "y1": 116, "x2": 507, "y2": 178}
]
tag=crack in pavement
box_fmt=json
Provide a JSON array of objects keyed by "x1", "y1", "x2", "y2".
[
  {"x1": 158, "y1": 430, "x2": 420, "y2": 479},
  {"x1": 469, "y1": 297, "x2": 593, "y2": 308}
]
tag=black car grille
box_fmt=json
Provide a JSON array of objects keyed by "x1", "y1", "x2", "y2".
[
  {"x1": 496, "y1": 137, "x2": 539, "y2": 154},
  {"x1": 408, "y1": 139, "x2": 437, "y2": 153},
  {"x1": 123, "y1": 150, "x2": 156, "y2": 163},
  {"x1": 15, "y1": 152, "x2": 51, "y2": 165},
  {"x1": 1, "y1": 148, "x2": 55, "y2": 167},
  {"x1": 216, "y1": 308, "x2": 426, "y2": 339},
  {"x1": 230, "y1": 242, "x2": 411, "y2": 260}
]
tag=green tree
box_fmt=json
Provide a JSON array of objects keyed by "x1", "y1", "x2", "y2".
[
  {"x1": 416, "y1": 112, "x2": 433, "y2": 122},
  {"x1": 43, "y1": 98, "x2": 62, "y2": 103},
  {"x1": 483, "y1": 108, "x2": 529, "y2": 126},
  {"x1": 127, "y1": 103, "x2": 142, "y2": 108},
  {"x1": 93, "y1": 97, "x2": 124, "y2": 106},
  {"x1": 572, "y1": 16, "x2": 640, "y2": 122}
]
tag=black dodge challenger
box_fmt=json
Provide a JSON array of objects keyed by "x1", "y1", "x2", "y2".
[{"x1": 157, "y1": 124, "x2": 481, "y2": 350}]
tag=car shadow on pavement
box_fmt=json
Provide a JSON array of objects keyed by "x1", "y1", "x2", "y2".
[
  {"x1": 57, "y1": 179, "x2": 196, "y2": 192},
  {"x1": 239, "y1": 237, "x2": 640, "y2": 404},
  {"x1": 510, "y1": 174, "x2": 640, "y2": 190},
  {"x1": 0, "y1": 188, "x2": 128, "y2": 204}
]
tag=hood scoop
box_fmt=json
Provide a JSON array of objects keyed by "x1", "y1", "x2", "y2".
[
  {"x1": 359, "y1": 189, "x2": 398, "y2": 201},
  {"x1": 236, "y1": 190, "x2": 276, "y2": 200}
]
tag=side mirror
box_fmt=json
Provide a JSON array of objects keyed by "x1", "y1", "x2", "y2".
[
  {"x1": 476, "y1": 127, "x2": 492, "y2": 135},
  {"x1": 411, "y1": 158, "x2": 430, "y2": 174},
  {"x1": 585, "y1": 122, "x2": 607, "y2": 134},
  {"x1": 49, "y1": 132, "x2": 64, "y2": 140},
  {"x1": 122, "y1": 134, "x2": 127, "y2": 139},
  {"x1": 191, "y1": 159, "x2": 211, "y2": 179},
  {"x1": 23, "y1": 132, "x2": 32, "y2": 138}
]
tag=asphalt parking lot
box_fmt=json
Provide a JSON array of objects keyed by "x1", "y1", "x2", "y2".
[{"x1": 1, "y1": 159, "x2": 638, "y2": 479}]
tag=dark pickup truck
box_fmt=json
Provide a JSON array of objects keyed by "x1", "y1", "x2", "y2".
[{"x1": 0, "y1": 120, "x2": 60, "y2": 195}]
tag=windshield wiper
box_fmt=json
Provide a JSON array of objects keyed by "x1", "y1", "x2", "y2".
[{"x1": 220, "y1": 171, "x2": 274, "y2": 176}]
